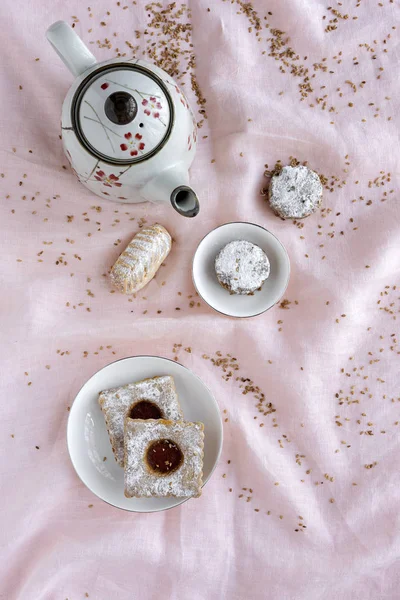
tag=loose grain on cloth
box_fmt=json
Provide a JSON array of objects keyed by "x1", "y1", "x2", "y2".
[{"x1": 0, "y1": 1, "x2": 399, "y2": 599}]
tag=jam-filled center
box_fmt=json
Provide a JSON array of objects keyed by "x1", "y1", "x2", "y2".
[
  {"x1": 129, "y1": 400, "x2": 163, "y2": 420},
  {"x1": 146, "y1": 439, "x2": 183, "y2": 474}
]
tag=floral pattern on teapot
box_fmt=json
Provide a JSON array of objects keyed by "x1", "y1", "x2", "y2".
[
  {"x1": 94, "y1": 170, "x2": 122, "y2": 187},
  {"x1": 120, "y1": 132, "x2": 145, "y2": 156}
]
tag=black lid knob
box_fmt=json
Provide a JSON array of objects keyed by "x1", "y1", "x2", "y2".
[{"x1": 104, "y1": 91, "x2": 137, "y2": 125}]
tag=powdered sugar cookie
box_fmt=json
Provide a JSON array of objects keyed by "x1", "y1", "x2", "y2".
[
  {"x1": 124, "y1": 419, "x2": 204, "y2": 498},
  {"x1": 98, "y1": 375, "x2": 183, "y2": 466},
  {"x1": 110, "y1": 223, "x2": 171, "y2": 295},
  {"x1": 215, "y1": 240, "x2": 270, "y2": 295},
  {"x1": 269, "y1": 165, "x2": 323, "y2": 219}
]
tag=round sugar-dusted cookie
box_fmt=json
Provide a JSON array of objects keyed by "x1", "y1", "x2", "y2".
[
  {"x1": 215, "y1": 240, "x2": 270, "y2": 295},
  {"x1": 269, "y1": 165, "x2": 323, "y2": 219}
]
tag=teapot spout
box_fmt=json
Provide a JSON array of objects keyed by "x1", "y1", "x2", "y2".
[
  {"x1": 46, "y1": 21, "x2": 97, "y2": 77},
  {"x1": 170, "y1": 186, "x2": 200, "y2": 218},
  {"x1": 141, "y1": 168, "x2": 200, "y2": 218}
]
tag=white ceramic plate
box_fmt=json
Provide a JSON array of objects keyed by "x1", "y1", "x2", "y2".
[
  {"x1": 67, "y1": 356, "x2": 223, "y2": 512},
  {"x1": 192, "y1": 222, "x2": 290, "y2": 318}
]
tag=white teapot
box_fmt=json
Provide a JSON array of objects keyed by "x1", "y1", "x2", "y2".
[{"x1": 46, "y1": 21, "x2": 199, "y2": 217}]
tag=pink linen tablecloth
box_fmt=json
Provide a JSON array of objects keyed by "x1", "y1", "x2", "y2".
[{"x1": 1, "y1": 1, "x2": 399, "y2": 598}]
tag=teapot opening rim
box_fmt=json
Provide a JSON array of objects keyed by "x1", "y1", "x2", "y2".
[{"x1": 70, "y1": 62, "x2": 175, "y2": 165}]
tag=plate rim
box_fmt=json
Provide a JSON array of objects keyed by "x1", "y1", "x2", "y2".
[
  {"x1": 192, "y1": 221, "x2": 291, "y2": 319},
  {"x1": 67, "y1": 354, "x2": 223, "y2": 513}
]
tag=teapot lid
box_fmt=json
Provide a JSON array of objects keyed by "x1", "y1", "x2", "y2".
[{"x1": 72, "y1": 64, "x2": 173, "y2": 164}]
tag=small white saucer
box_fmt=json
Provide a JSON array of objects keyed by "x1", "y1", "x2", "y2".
[
  {"x1": 67, "y1": 356, "x2": 223, "y2": 512},
  {"x1": 192, "y1": 222, "x2": 290, "y2": 318}
]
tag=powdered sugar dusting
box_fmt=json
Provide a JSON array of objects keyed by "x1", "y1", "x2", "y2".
[
  {"x1": 124, "y1": 419, "x2": 204, "y2": 498},
  {"x1": 98, "y1": 376, "x2": 183, "y2": 466},
  {"x1": 215, "y1": 240, "x2": 270, "y2": 295},
  {"x1": 110, "y1": 223, "x2": 171, "y2": 294},
  {"x1": 269, "y1": 165, "x2": 323, "y2": 219}
]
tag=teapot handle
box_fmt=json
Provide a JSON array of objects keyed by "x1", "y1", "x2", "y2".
[{"x1": 46, "y1": 20, "x2": 97, "y2": 77}]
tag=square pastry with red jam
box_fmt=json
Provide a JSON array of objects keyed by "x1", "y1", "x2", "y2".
[
  {"x1": 98, "y1": 376, "x2": 183, "y2": 466},
  {"x1": 124, "y1": 419, "x2": 204, "y2": 498}
]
